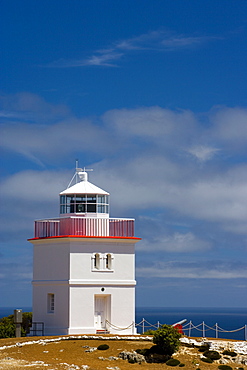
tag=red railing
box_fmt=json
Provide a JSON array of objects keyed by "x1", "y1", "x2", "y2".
[{"x1": 34, "y1": 217, "x2": 135, "y2": 238}]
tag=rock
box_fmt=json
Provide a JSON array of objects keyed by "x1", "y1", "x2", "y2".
[
  {"x1": 85, "y1": 347, "x2": 97, "y2": 352},
  {"x1": 118, "y1": 350, "x2": 146, "y2": 363},
  {"x1": 108, "y1": 356, "x2": 118, "y2": 360}
]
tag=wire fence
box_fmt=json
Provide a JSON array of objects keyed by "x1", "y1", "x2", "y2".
[{"x1": 134, "y1": 318, "x2": 247, "y2": 341}]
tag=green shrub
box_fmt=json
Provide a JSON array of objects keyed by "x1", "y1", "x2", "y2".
[
  {"x1": 178, "y1": 363, "x2": 185, "y2": 367},
  {"x1": 97, "y1": 344, "x2": 109, "y2": 350},
  {"x1": 0, "y1": 318, "x2": 15, "y2": 338},
  {"x1": 218, "y1": 366, "x2": 233, "y2": 370},
  {"x1": 203, "y1": 350, "x2": 221, "y2": 360},
  {"x1": 153, "y1": 324, "x2": 182, "y2": 356},
  {"x1": 143, "y1": 329, "x2": 157, "y2": 335},
  {"x1": 0, "y1": 312, "x2": 32, "y2": 338},
  {"x1": 198, "y1": 344, "x2": 210, "y2": 352},
  {"x1": 140, "y1": 345, "x2": 170, "y2": 363},
  {"x1": 128, "y1": 358, "x2": 135, "y2": 364},
  {"x1": 222, "y1": 350, "x2": 237, "y2": 357},
  {"x1": 201, "y1": 357, "x2": 213, "y2": 363},
  {"x1": 136, "y1": 348, "x2": 149, "y2": 356},
  {"x1": 166, "y1": 358, "x2": 180, "y2": 366}
]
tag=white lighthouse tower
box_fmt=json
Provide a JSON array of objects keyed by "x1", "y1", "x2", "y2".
[{"x1": 29, "y1": 167, "x2": 140, "y2": 336}]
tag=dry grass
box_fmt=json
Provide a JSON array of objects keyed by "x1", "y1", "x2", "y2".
[{"x1": 0, "y1": 336, "x2": 245, "y2": 370}]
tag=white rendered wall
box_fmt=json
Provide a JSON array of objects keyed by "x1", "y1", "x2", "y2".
[
  {"x1": 30, "y1": 236, "x2": 139, "y2": 335},
  {"x1": 32, "y1": 283, "x2": 69, "y2": 335}
]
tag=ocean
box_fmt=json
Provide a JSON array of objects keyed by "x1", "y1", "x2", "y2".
[
  {"x1": 1, "y1": 307, "x2": 246, "y2": 340},
  {"x1": 135, "y1": 307, "x2": 247, "y2": 340}
]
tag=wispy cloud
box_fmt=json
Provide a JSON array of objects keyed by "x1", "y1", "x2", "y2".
[
  {"x1": 136, "y1": 260, "x2": 247, "y2": 279},
  {"x1": 187, "y1": 145, "x2": 220, "y2": 161},
  {"x1": 139, "y1": 232, "x2": 211, "y2": 253},
  {"x1": 46, "y1": 30, "x2": 221, "y2": 68},
  {"x1": 48, "y1": 51, "x2": 123, "y2": 68}
]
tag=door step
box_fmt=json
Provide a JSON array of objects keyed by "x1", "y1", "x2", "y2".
[{"x1": 96, "y1": 329, "x2": 110, "y2": 334}]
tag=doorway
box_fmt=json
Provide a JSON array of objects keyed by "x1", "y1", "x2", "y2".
[{"x1": 94, "y1": 295, "x2": 110, "y2": 329}]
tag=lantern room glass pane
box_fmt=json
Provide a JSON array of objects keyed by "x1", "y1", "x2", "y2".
[
  {"x1": 60, "y1": 193, "x2": 109, "y2": 214},
  {"x1": 87, "y1": 195, "x2": 96, "y2": 203},
  {"x1": 76, "y1": 204, "x2": 86, "y2": 212},
  {"x1": 87, "y1": 204, "x2": 96, "y2": 212}
]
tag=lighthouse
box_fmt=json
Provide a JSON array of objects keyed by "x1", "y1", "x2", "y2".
[{"x1": 28, "y1": 167, "x2": 140, "y2": 335}]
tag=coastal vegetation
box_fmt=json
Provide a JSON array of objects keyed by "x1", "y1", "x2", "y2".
[{"x1": 0, "y1": 312, "x2": 32, "y2": 338}]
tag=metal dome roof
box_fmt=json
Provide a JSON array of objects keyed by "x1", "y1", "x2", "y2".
[{"x1": 60, "y1": 170, "x2": 109, "y2": 195}]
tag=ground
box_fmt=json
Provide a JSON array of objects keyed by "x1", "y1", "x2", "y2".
[{"x1": 0, "y1": 336, "x2": 245, "y2": 370}]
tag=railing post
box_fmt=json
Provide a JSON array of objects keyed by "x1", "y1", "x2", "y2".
[
  {"x1": 245, "y1": 324, "x2": 247, "y2": 341},
  {"x1": 215, "y1": 323, "x2": 218, "y2": 338},
  {"x1": 142, "y1": 318, "x2": 145, "y2": 334},
  {"x1": 202, "y1": 321, "x2": 205, "y2": 338},
  {"x1": 157, "y1": 321, "x2": 160, "y2": 328},
  {"x1": 188, "y1": 320, "x2": 192, "y2": 337}
]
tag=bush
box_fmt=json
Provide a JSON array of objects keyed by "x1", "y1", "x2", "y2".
[
  {"x1": 136, "y1": 348, "x2": 149, "y2": 356},
  {"x1": 166, "y1": 358, "x2": 180, "y2": 366},
  {"x1": 143, "y1": 329, "x2": 157, "y2": 335},
  {"x1": 203, "y1": 350, "x2": 221, "y2": 360},
  {"x1": 179, "y1": 363, "x2": 185, "y2": 367},
  {"x1": 198, "y1": 344, "x2": 210, "y2": 352},
  {"x1": 0, "y1": 312, "x2": 31, "y2": 338},
  {"x1": 153, "y1": 324, "x2": 182, "y2": 356},
  {"x1": 0, "y1": 312, "x2": 32, "y2": 338},
  {"x1": 222, "y1": 350, "x2": 237, "y2": 357},
  {"x1": 201, "y1": 357, "x2": 213, "y2": 363},
  {"x1": 0, "y1": 318, "x2": 15, "y2": 338},
  {"x1": 140, "y1": 345, "x2": 170, "y2": 363},
  {"x1": 218, "y1": 366, "x2": 233, "y2": 370},
  {"x1": 97, "y1": 344, "x2": 109, "y2": 350}
]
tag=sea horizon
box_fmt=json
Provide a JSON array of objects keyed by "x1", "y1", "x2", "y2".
[{"x1": 1, "y1": 306, "x2": 246, "y2": 340}]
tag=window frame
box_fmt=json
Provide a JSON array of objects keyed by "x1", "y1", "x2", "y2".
[{"x1": 47, "y1": 293, "x2": 55, "y2": 313}]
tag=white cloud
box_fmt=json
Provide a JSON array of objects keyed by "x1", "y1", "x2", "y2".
[
  {"x1": 2, "y1": 98, "x2": 247, "y2": 245},
  {"x1": 136, "y1": 261, "x2": 247, "y2": 279},
  {"x1": 211, "y1": 106, "x2": 247, "y2": 149},
  {"x1": 46, "y1": 30, "x2": 221, "y2": 68},
  {"x1": 187, "y1": 145, "x2": 220, "y2": 161},
  {"x1": 0, "y1": 92, "x2": 69, "y2": 120},
  {"x1": 139, "y1": 232, "x2": 211, "y2": 253}
]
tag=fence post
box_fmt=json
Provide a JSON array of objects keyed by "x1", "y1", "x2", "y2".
[
  {"x1": 188, "y1": 320, "x2": 192, "y2": 337},
  {"x1": 142, "y1": 318, "x2": 145, "y2": 334},
  {"x1": 202, "y1": 321, "x2": 205, "y2": 338},
  {"x1": 158, "y1": 321, "x2": 160, "y2": 328},
  {"x1": 215, "y1": 323, "x2": 218, "y2": 339},
  {"x1": 245, "y1": 324, "x2": 247, "y2": 341}
]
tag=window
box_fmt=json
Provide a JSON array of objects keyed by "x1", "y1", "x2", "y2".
[
  {"x1": 60, "y1": 194, "x2": 109, "y2": 214},
  {"x1": 47, "y1": 293, "x2": 54, "y2": 313},
  {"x1": 105, "y1": 253, "x2": 112, "y2": 270},
  {"x1": 94, "y1": 253, "x2": 100, "y2": 270},
  {"x1": 92, "y1": 253, "x2": 114, "y2": 271}
]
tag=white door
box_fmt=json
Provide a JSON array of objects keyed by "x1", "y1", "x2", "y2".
[{"x1": 94, "y1": 296, "x2": 106, "y2": 329}]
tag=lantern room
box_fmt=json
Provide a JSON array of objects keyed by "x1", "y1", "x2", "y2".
[{"x1": 59, "y1": 169, "x2": 109, "y2": 217}]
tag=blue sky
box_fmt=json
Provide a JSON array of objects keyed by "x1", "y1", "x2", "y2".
[{"x1": 1, "y1": 0, "x2": 247, "y2": 309}]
